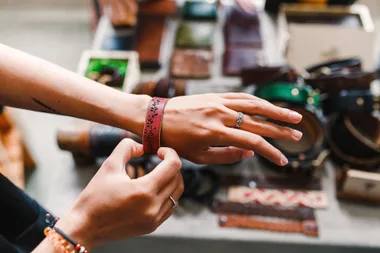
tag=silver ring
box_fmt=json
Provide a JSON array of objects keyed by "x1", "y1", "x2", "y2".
[
  {"x1": 169, "y1": 196, "x2": 178, "y2": 209},
  {"x1": 235, "y1": 112, "x2": 244, "y2": 129}
]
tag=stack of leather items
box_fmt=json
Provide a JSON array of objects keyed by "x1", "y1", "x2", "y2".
[
  {"x1": 222, "y1": 5, "x2": 264, "y2": 76},
  {"x1": 170, "y1": 0, "x2": 218, "y2": 79},
  {"x1": 0, "y1": 108, "x2": 36, "y2": 189},
  {"x1": 303, "y1": 58, "x2": 380, "y2": 204}
]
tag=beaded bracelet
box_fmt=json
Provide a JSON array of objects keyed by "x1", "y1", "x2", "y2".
[{"x1": 44, "y1": 213, "x2": 89, "y2": 253}]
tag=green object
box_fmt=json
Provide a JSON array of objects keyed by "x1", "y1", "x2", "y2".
[
  {"x1": 183, "y1": 0, "x2": 218, "y2": 21},
  {"x1": 254, "y1": 83, "x2": 321, "y2": 108},
  {"x1": 175, "y1": 22, "x2": 214, "y2": 48},
  {"x1": 85, "y1": 58, "x2": 128, "y2": 89}
]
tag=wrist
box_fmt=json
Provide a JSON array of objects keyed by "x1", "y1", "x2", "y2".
[
  {"x1": 55, "y1": 209, "x2": 96, "y2": 251},
  {"x1": 113, "y1": 93, "x2": 151, "y2": 137}
]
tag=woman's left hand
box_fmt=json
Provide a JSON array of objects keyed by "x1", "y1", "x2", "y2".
[{"x1": 160, "y1": 93, "x2": 303, "y2": 166}]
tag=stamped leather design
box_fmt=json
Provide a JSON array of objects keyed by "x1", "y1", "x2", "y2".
[
  {"x1": 143, "y1": 97, "x2": 169, "y2": 154},
  {"x1": 228, "y1": 186, "x2": 328, "y2": 209}
]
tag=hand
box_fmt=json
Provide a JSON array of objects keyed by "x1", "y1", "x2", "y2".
[
  {"x1": 55, "y1": 139, "x2": 184, "y2": 250},
  {"x1": 161, "y1": 93, "x2": 303, "y2": 165}
]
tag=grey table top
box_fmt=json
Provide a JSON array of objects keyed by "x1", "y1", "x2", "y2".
[{"x1": 1, "y1": 1, "x2": 380, "y2": 252}]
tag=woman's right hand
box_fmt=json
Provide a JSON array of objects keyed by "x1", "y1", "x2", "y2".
[{"x1": 54, "y1": 139, "x2": 183, "y2": 251}]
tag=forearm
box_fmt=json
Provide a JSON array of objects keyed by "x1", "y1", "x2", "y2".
[{"x1": 0, "y1": 44, "x2": 149, "y2": 135}]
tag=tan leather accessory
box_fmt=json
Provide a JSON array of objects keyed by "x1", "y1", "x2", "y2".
[
  {"x1": 228, "y1": 186, "x2": 328, "y2": 209},
  {"x1": 337, "y1": 169, "x2": 380, "y2": 203},
  {"x1": 99, "y1": 0, "x2": 138, "y2": 27},
  {"x1": 135, "y1": 16, "x2": 166, "y2": 69},
  {"x1": 218, "y1": 214, "x2": 318, "y2": 237},
  {"x1": 139, "y1": 0, "x2": 177, "y2": 16},
  {"x1": 170, "y1": 49, "x2": 212, "y2": 79}
]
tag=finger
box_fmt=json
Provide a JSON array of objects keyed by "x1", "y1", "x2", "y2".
[
  {"x1": 126, "y1": 164, "x2": 136, "y2": 178},
  {"x1": 221, "y1": 128, "x2": 288, "y2": 166},
  {"x1": 220, "y1": 92, "x2": 258, "y2": 100},
  {"x1": 157, "y1": 173, "x2": 182, "y2": 202},
  {"x1": 190, "y1": 147, "x2": 254, "y2": 164},
  {"x1": 223, "y1": 99, "x2": 303, "y2": 123},
  {"x1": 103, "y1": 139, "x2": 144, "y2": 174},
  {"x1": 223, "y1": 111, "x2": 302, "y2": 142},
  {"x1": 158, "y1": 208, "x2": 173, "y2": 227},
  {"x1": 139, "y1": 147, "x2": 182, "y2": 191},
  {"x1": 157, "y1": 174, "x2": 184, "y2": 220},
  {"x1": 137, "y1": 165, "x2": 145, "y2": 178}
]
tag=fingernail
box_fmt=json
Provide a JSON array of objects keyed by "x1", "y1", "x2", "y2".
[
  {"x1": 292, "y1": 129, "x2": 303, "y2": 141},
  {"x1": 289, "y1": 111, "x2": 302, "y2": 121},
  {"x1": 242, "y1": 151, "x2": 254, "y2": 159},
  {"x1": 280, "y1": 154, "x2": 288, "y2": 166}
]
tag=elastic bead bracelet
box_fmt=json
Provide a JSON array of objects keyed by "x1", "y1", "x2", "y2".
[
  {"x1": 143, "y1": 97, "x2": 169, "y2": 154},
  {"x1": 44, "y1": 213, "x2": 89, "y2": 253}
]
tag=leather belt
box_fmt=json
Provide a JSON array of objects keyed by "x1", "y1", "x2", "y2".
[
  {"x1": 210, "y1": 200, "x2": 315, "y2": 220},
  {"x1": 326, "y1": 114, "x2": 380, "y2": 170},
  {"x1": 305, "y1": 57, "x2": 362, "y2": 75},
  {"x1": 218, "y1": 214, "x2": 318, "y2": 237},
  {"x1": 322, "y1": 90, "x2": 380, "y2": 116},
  {"x1": 241, "y1": 65, "x2": 298, "y2": 86},
  {"x1": 260, "y1": 103, "x2": 327, "y2": 176},
  {"x1": 228, "y1": 186, "x2": 328, "y2": 209},
  {"x1": 254, "y1": 83, "x2": 321, "y2": 108},
  {"x1": 132, "y1": 79, "x2": 187, "y2": 98}
]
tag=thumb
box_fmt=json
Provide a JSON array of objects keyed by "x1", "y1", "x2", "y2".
[{"x1": 101, "y1": 139, "x2": 144, "y2": 175}]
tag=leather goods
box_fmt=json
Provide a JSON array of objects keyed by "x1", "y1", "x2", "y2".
[
  {"x1": 223, "y1": 47, "x2": 264, "y2": 76},
  {"x1": 135, "y1": 16, "x2": 166, "y2": 69},
  {"x1": 99, "y1": 0, "x2": 138, "y2": 27},
  {"x1": 224, "y1": 18, "x2": 262, "y2": 48},
  {"x1": 218, "y1": 214, "x2": 318, "y2": 237},
  {"x1": 305, "y1": 57, "x2": 362, "y2": 75},
  {"x1": 262, "y1": 104, "x2": 327, "y2": 176},
  {"x1": 143, "y1": 97, "x2": 169, "y2": 154},
  {"x1": 241, "y1": 65, "x2": 298, "y2": 86},
  {"x1": 182, "y1": 0, "x2": 217, "y2": 21},
  {"x1": 322, "y1": 90, "x2": 379, "y2": 115},
  {"x1": 326, "y1": 114, "x2": 380, "y2": 170},
  {"x1": 227, "y1": 5, "x2": 259, "y2": 26},
  {"x1": 139, "y1": 0, "x2": 177, "y2": 16},
  {"x1": 265, "y1": 0, "x2": 357, "y2": 13},
  {"x1": 210, "y1": 200, "x2": 315, "y2": 220},
  {"x1": 337, "y1": 169, "x2": 380, "y2": 203},
  {"x1": 170, "y1": 49, "x2": 212, "y2": 79},
  {"x1": 228, "y1": 186, "x2": 328, "y2": 209},
  {"x1": 175, "y1": 22, "x2": 214, "y2": 49},
  {"x1": 57, "y1": 125, "x2": 141, "y2": 158},
  {"x1": 218, "y1": 174, "x2": 322, "y2": 190},
  {"x1": 133, "y1": 79, "x2": 187, "y2": 97},
  {"x1": 254, "y1": 83, "x2": 321, "y2": 108}
]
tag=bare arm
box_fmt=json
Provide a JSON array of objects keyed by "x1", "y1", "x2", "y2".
[{"x1": 0, "y1": 43, "x2": 149, "y2": 136}]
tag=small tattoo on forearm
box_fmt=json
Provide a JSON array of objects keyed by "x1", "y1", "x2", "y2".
[{"x1": 33, "y1": 98, "x2": 62, "y2": 115}]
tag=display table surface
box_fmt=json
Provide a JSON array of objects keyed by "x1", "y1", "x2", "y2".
[{"x1": 1, "y1": 1, "x2": 379, "y2": 253}]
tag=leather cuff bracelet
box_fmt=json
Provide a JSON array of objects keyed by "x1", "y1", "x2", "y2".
[
  {"x1": 218, "y1": 214, "x2": 318, "y2": 237},
  {"x1": 322, "y1": 90, "x2": 380, "y2": 116},
  {"x1": 326, "y1": 114, "x2": 380, "y2": 170},
  {"x1": 254, "y1": 83, "x2": 321, "y2": 108},
  {"x1": 210, "y1": 200, "x2": 315, "y2": 221},
  {"x1": 143, "y1": 97, "x2": 169, "y2": 154},
  {"x1": 260, "y1": 103, "x2": 327, "y2": 176},
  {"x1": 228, "y1": 186, "x2": 328, "y2": 209}
]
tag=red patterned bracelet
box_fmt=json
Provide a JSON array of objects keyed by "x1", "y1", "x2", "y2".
[{"x1": 143, "y1": 97, "x2": 169, "y2": 154}]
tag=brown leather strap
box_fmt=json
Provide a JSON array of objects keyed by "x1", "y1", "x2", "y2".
[
  {"x1": 218, "y1": 214, "x2": 318, "y2": 237},
  {"x1": 143, "y1": 97, "x2": 169, "y2": 154},
  {"x1": 218, "y1": 174, "x2": 322, "y2": 190},
  {"x1": 241, "y1": 66, "x2": 298, "y2": 86},
  {"x1": 210, "y1": 200, "x2": 315, "y2": 220},
  {"x1": 139, "y1": 0, "x2": 177, "y2": 16},
  {"x1": 228, "y1": 186, "x2": 328, "y2": 209},
  {"x1": 305, "y1": 71, "x2": 376, "y2": 94}
]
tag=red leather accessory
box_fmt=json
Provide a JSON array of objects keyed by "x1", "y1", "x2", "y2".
[{"x1": 143, "y1": 97, "x2": 169, "y2": 154}]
